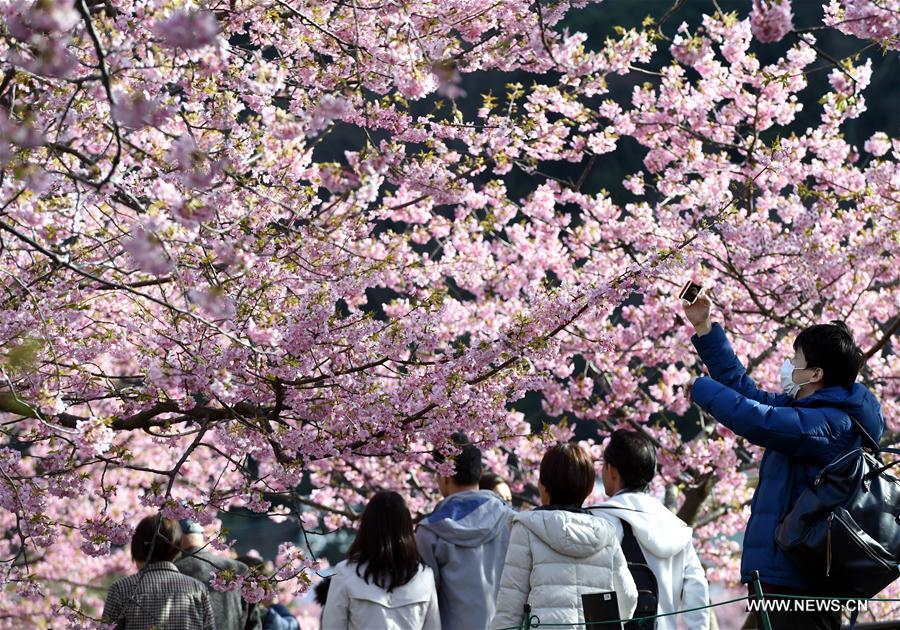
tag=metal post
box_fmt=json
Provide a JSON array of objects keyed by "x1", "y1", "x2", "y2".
[
  {"x1": 522, "y1": 604, "x2": 532, "y2": 630},
  {"x1": 751, "y1": 570, "x2": 773, "y2": 630}
]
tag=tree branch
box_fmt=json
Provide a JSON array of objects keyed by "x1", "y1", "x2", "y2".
[{"x1": 865, "y1": 315, "x2": 899, "y2": 360}]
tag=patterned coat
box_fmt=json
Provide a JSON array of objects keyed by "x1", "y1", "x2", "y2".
[{"x1": 102, "y1": 561, "x2": 215, "y2": 630}]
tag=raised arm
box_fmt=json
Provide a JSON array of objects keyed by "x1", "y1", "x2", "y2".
[
  {"x1": 683, "y1": 293, "x2": 788, "y2": 406},
  {"x1": 691, "y1": 376, "x2": 833, "y2": 460}
]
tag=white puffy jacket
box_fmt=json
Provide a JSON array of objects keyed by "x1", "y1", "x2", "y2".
[
  {"x1": 490, "y1": 509, "x2": 638, "y2": 629},
  {"x1": 321, "y1": 561, "x2": 441, "y2": 630},
  {"x1": 591, "y1": 492, "x2": 710, "y2": 630}
]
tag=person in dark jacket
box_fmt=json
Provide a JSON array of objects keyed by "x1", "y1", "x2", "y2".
[
  {"x1": 176, "y1": 520, "x2": 262, "y2": 630},
  {"x1": 683, "y1": 291, "x2": 884, "y2": 630}
]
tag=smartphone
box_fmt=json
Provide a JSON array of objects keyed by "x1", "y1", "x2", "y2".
[{"x1": 679, "y1": 281, "x2": 703, "y2": 305}]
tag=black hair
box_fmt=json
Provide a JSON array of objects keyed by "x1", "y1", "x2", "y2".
[
  {"x1": 346, "y1": 491, "x2": 421, "y2": 592},
  {"x1": 131, "y1": 514, "x2": 182, "y2": 563},
  {"x1": 479, "y1": 472, "x2": 505, "y2": 491},
  {"x1": 435, "y1": 432, "x2": 482, "y2": 486},
  {"x1": 793, "y1": 320, "x2": 863, "y2": 389},
  {"x1": 603, "y1": 430, "x2": 657, "y2": 492},
  {"x1": 314, "y1": 576, "x2": 332, "y2": 606},
  {"x1": 539, "y1": 442, "x2": 595, "y2": 507}
]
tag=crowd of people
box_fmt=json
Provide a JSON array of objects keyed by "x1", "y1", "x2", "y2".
[
  {"x1": 102, "y1": 514, "x2": 301, "y2": 630},
  {"x1": 318, "y1": 430, "x2": 709, "y2": 630},
  {"x1": 102, "y1": 297, "x2": 884, "y2": 630}
]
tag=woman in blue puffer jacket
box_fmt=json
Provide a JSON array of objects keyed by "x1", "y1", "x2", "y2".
[{"x1": 682, "y1": 290, "x2": 883, "y2": 630}]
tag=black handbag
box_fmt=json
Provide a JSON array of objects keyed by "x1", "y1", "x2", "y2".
[
  {"x1": 775, "y1": 415, "x2": 900, "y2": 599},
  {"x1": 589, "y1": 504, "x2": 659, "y2": 628}
]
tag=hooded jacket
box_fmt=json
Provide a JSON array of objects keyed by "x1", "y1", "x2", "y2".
[
  {"x1": 321, "y1": 561, "x2": 440, "y2": 630},
  {"x1": 490, "y1": 509, "x2": 638, "y2": 629},
  {"x1": 591, "y1": 493, "x2": 709, "y2": 630},
  {"x1": 416, "y1": 490, "x2": 514, "y2": 630},
  {"x1": 691, "y1": 323, "x2": 884, "y2": 589}
]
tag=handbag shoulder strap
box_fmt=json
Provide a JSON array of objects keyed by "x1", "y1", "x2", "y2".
[
  {"x1": 845, "y1": 412, "x2": 880, "y2": 452},
  {"x1": 586, "y1": 504, "x2": 647, "y2": 514},
  {"x1": 587, "y1": 505, "x2": 654, "y2": 565},
  {"x1": 619, "y1": 520, "x2": 649, "y2": 566},
  {"x1": 835, "y1": 412, "x2": 900, "y2": 459}
]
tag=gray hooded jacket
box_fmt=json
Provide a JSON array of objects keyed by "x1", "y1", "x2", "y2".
[{"x1": 416, "y1": 490, "x2": 514, "y2": 630}]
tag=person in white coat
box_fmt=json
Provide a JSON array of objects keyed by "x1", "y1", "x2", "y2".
[
  {"x1": 322, "y1": 491, "x2": 441, "y2": 630},
  {"x1": 593, "y1": 429, "x2": 710, "y2": 630},
  {"x1": 491, "y1": 442, "x2": 638, "y2": 629}
]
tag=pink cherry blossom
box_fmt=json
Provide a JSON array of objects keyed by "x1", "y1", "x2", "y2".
[
  {"x1": 0, "y1": 0, "x2": 897, "y2": 625},
  {"x1": 4, "y1": 0, "x2": 78, "y2": 42},
  {"x1": 123, "y1": 222, "x2": 174, "y2": 276},
  {"x1": 111, "y1": 91, "x2": 171, "y2": 129},
  {"x1": 750, "y1": 0, "x2": 794, "y2": 43},
  {"x1": 864, "y1": 132, "x2": 892, "y2": 157},
  {"x1": 154, "y1": 10, "x2": 219, "y2": 50},
  {"x1": 825, "y1": 0, "x2": 900, "y2": 48}
]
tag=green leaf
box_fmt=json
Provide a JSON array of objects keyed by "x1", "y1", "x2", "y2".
[
  {"x1": 0, "y1": 392, "x2": 38, "y2": 417},
  {"x1": 2, "y1": 337, "x2": 43, "y2": 372}
]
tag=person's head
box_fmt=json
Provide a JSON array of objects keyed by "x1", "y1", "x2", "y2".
[
  {"x1": 131, "y1": 514, "x2": 182, "y2": 567},
  {"x1": 178, "y1": 519, "x2": 205, "y2": 551},
  {"x1": 783, "y1": 321, "x2": 863, "y2": 399},
  {"x1": 479, "y1": 472, "x2": 512, "y2": 503},
  {"x1": 435, "y1": 432, "x2": 482, "y2": 497},
  {"x1": 602, "y1": 429, "x2": 657, "y2": 496},
  {"x1": 346, "y1": 491, "x2": 421, "y2": 592},
  {"x1": 538, "y1": 442, "x2": 595, "y2": 507}
]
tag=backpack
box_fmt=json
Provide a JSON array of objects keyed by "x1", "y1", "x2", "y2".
[
  {"x1": 589, "y1": 506, "x2": 659, "y2": 629},
  {"x1": 775, "y1": 414, "x2": 900, "y2": 600},
  {"x1": 620, "y1": 520, "x2": 659, "y2": 629}
]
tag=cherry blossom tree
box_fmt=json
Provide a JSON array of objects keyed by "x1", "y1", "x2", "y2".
[{"x1": 0, "y1": 0, "x2": 897, "y2": 625}]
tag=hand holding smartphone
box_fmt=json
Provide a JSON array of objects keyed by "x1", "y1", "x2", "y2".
[
  {"x1": 678, "y1": 281, "x2": 704, "y2": 305},
  {"x1": 679, "y1": 280, "x2": 713, "y2": 335}
]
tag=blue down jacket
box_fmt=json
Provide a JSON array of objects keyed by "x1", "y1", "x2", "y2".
[{"x1": 691, "y1": 324, "x2": 884, "y2": 589}]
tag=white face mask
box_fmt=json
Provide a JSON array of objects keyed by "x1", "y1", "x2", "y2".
[{"x1": 780, "y1": 359, "x2": 812, "y2": 398}]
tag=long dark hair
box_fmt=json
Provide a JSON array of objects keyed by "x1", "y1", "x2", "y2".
[{"x1": 346, "y1": 491, "x2": 421, "y2": 592}]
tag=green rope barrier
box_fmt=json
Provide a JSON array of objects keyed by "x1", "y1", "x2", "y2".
[
  {"x1": 494, "y1": 591, "x2": 900, "y2": 630},
  {"x1": 751, "y1": 570, "x2": 772, "y2": 630},
  {"x1": 494, "y1": 595, "x2": 753, "y2": 629}
]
